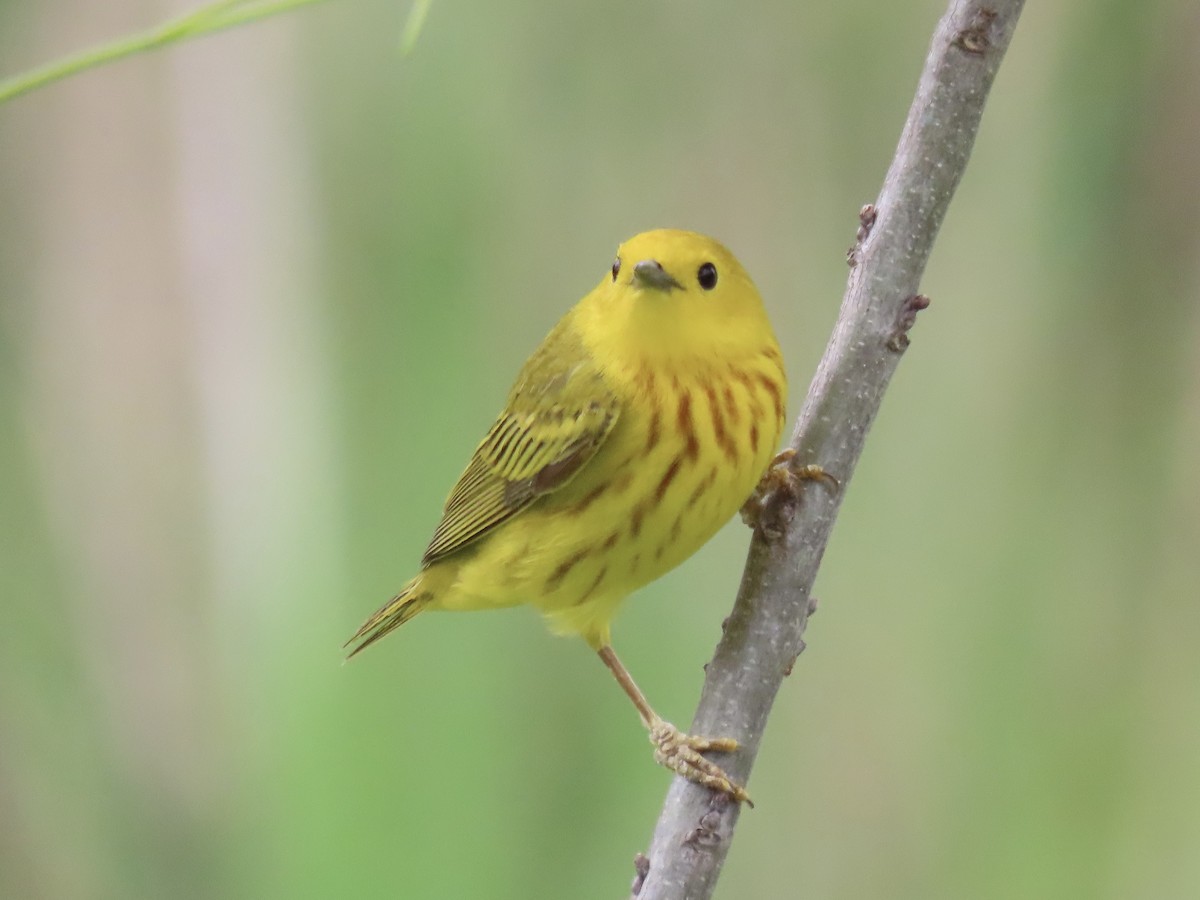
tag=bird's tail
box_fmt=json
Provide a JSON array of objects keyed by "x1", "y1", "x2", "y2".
[{"x1": 344, "y1": 577, "x2": 433, "y2": 659}]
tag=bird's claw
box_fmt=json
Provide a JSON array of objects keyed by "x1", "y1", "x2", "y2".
[
  {"x1": 741, "y1": 449, "x2": 839, "y2": 537},
  {"x1": 648, "y1": 719, "x2": 753, "y2": 807}
]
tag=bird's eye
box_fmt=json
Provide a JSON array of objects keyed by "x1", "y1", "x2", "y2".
[
  {"x1": 611, "y1": 257, "x2": 621, "y2": 282},
  {"x1": 697, "y1": 262, "x2": 718, "y2": 290}
]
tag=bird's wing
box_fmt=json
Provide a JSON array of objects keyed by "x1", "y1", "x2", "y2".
[{"x1": 421, "y1": 323, "x2": 619, "y2": 565}]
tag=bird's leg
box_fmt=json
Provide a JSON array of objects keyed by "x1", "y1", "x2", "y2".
[
  {"x1": 741, "y1": 448, "x2": 839, "y2": 536},
  {"x1": 596, "y1": 645, "x2": 752, "y2": 806}
]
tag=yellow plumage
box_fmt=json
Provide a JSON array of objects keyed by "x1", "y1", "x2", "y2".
[{"x1": 347, "y1": 229, "x2": 786, "y2": 803}]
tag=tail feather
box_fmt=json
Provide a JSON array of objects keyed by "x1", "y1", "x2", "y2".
[{"x1": 345, "y1": 579, "x2": 432, "y2": 659}]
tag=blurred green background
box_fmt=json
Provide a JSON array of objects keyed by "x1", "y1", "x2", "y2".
[{"x1": 2, "y1": 0, "x2": 1199, "y2": 897}]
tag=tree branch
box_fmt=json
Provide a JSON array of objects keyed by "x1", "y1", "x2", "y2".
[{"x1": 632, "y1": 2, "x2": 1026, "y2": 897}]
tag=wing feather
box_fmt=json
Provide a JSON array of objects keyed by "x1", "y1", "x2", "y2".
[{"x1": 421, "y1": 321, "x2": 618, "y2": 565}]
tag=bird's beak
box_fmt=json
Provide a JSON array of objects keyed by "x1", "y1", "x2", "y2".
[{"x1": 632, "y1": 259, "x2": 684, "y2": 292}]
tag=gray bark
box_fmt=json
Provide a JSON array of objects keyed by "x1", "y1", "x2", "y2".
[{"x1": 632, "y1": 2, "x2": 1026, "y2": 897}]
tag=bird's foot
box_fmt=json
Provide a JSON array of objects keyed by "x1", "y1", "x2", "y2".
[
  {"x1": 740, "y1": 449, "x2": 839, "y2": 538},
  {"x1": 648, "y1": 718, "x2": 753, "y2": 807}
]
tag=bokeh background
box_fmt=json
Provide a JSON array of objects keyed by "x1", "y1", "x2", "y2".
[{"x1": 2, "y1": 0, "x2": 1199, "y2": 897}]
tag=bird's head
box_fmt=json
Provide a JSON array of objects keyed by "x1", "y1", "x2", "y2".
[{"x1": 577, "y1": 229, "x2": 777, "y2": 367}]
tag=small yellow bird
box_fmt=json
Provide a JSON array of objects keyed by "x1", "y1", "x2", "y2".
[{"x1": 347, "y1": 229, "x2": 791, "y2": 803}]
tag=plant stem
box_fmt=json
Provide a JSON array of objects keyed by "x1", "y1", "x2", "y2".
[{"x1": 0, "y1": 0, "x2": 331, "y2": 106}]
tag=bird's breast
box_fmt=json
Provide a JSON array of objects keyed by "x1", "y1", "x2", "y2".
[{"x1": 444, "y1": 348, "x2": 786, "y2": 643}]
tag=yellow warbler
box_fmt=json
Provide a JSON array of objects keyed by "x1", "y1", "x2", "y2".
[{"x1": 347, "y1": 229, "x2": 789, "y2": 802}]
